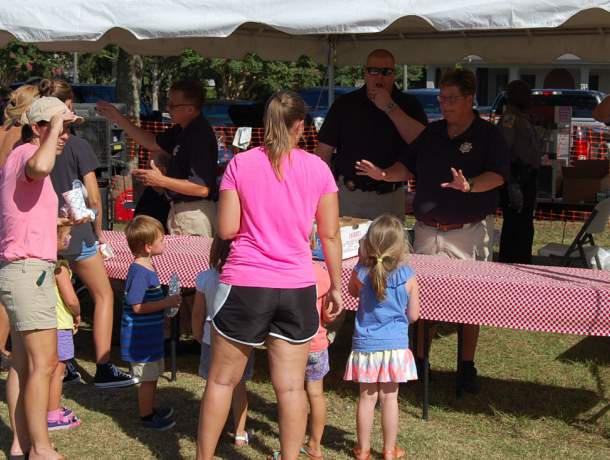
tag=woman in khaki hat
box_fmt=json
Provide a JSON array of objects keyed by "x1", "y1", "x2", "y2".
[{"x1": 0, "y1": 96, "x2": 80, "y2": 460}]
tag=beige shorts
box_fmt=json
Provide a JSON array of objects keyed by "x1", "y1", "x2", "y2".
[
  {"x1": 130, "y1": 359, "x2": 164, "y2": 382},
  {"x1": 0, "y1": 259, "x2": 57, "y2": 332},
  {"x1": 413, "y1": 220, "x2": 486, "y2": 261},
  {"x1": 167, "y1": 199, "x2": 216, "y2": 237},
  {"x1": 338, "y1": 180, "x2": 405, "y2": 221}
]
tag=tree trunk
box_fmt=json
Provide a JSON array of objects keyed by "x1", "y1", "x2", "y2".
[
  {"x1": 116, "y1": 48, "x2": 143, "y2": 122},
  {"x1": 151, "y1": 58, "x2": 161, "y2": 112}
]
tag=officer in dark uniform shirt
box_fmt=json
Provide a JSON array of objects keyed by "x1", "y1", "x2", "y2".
[
  {"x1": 97, "y1": 79, "x2": 218, "y2": 236},
  {"x1": 316, "y1": 49, "x2": 427, "y2": 220},
  {"x1": 498, "y1": 80, "x2": 542, "y2": 264}
]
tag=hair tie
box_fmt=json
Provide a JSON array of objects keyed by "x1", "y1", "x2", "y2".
[{"x1": 376, "y1": 257, "x2": 384, "y2": 264}]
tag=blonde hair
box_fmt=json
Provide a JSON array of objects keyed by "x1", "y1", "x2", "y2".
[
  {"x1": 4, "y1": 85, "x2": 40, "y2": 128},
  {"x1": 125, "y1": 215, "x2": 164, "y2": 257},
  {"x1": 38, "y1": 78, "x2": 73, "y2": 103},
  {"x1": 263, "y1": 91, "x2": 306, "y2": 179},
  {"x1": 359, "y1": 214, "x2": 409, "y2": 301}
]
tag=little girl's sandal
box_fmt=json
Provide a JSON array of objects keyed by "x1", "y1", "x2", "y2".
[
  {"x1": 234, "y1": 432, "x2": 249, "y2": 446},
  {"x1": 383, "y1": 445, "x2": 406, "y2": 459},
  {"x1": 300, "y1": 446, "x2": 324, "y2": 460},
  {"x1": 352, "y1": 446, "x2": 371, "y2": 460}
]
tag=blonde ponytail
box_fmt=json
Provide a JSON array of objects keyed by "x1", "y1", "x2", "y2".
[
  {"x1": 263, "y1": 91, "x2": 306, "y2": 179},
  {"x1": 359, "y1": 214, "x2": 409, "y2": 301}
]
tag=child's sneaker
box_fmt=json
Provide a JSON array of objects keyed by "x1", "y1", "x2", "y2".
[
  {"x1": 141, "y1": 413, "x2": 176, "y2": 431},
  {"x1": 63, "y1": 359, "x2": 82, "y2": 385},
  {"x1": 153, "y1": 407, "x2": 174, "y2": 420},
  {"x1": 94, "y1": 363, "x2": 139, "y2": 388},
  {"x1": 48, "y1": 415, "x2": 81, "y2": 431}
]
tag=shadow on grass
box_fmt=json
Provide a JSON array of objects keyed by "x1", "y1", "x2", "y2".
[
  {"x1": 557, "y1": 336, "x2": 610, "y2": 366},
  {"x1": 0, "y1": 403, "x2": 14, "y2": 455}
]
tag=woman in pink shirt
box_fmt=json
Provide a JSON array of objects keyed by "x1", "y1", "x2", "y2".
[
  {"x1": 197, "y1": 91, "x2": 343, "y2": 460},
  {"x1": 0, "y1": 96, "x2": 80, "y2": 460}
]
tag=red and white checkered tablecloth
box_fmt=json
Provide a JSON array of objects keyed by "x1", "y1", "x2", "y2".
[{"x1": 103, "y1": 231, "x2": 610, "y2": 337}]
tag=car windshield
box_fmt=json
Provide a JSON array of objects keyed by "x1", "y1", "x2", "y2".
[{"x1": 530, "y1": 94, "x2": 599, "y2": 118}]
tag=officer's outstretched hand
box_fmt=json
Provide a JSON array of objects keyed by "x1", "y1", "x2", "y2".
[
  {"x1": 441, "y1": 167, "x2": 470, "y2": 192},
  {"x1": 355, "y1": 159, "x2": 384, "y2": 180}
]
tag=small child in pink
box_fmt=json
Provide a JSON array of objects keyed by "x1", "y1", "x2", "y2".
[{"x1": 302, "y1": 264, "x2": 332, "y2": 460}]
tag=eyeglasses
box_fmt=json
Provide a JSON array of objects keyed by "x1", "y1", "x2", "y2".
[
  {"x1": 437, "y1": 95, "x2": 467, "y2": 104},
  {"x1": 166, "y1": 103, "x2": 193, "y2": 110},
  {"x1": 366, "y1": 67, "x2": 395, "y2": 77}
]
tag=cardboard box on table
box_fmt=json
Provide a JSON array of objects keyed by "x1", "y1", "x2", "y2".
[
  {"x1": 562, "y1": 160, "x2": 610, "y2": 202},
  {"x1": 311, "y1": 217, "x2": 371, "y2": 260}
]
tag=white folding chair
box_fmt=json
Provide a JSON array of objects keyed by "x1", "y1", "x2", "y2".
[{"x1": 538, "y1": 197, "x2": 610, "y2": 269}]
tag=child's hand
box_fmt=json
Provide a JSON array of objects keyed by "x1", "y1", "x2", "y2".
[{"x1": 166, "y1": 294, "x2": 182, "y2": 308}]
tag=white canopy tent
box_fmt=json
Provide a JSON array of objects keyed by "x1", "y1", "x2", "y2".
[{"x1": 1, "y1": 1, "x2": 610, "y2": 65}]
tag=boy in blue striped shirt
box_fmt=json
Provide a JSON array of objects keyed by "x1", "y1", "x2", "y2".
[{"x1": 123, "y1": 215, "x2": 182, "y2": 431}]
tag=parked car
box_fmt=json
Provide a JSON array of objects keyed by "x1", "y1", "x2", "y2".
[
  {"x1": 298, "y1": 86, "x2": 358, "y2": 129},
  {"x1": 490, "y1": 88, "x2": 609, "y2": 161}
]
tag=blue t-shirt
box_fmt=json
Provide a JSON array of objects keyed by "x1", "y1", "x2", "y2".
[
  {"x1": 121, "y1": 263, "x2": 165, "y2": 363},
  {"x1": 352, "y1": 264, "x2": 414, "y2": 353}
]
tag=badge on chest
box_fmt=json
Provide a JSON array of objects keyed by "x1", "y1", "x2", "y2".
[{"x1": 459, "y1": 142, "x2": 473, "y2": 154}]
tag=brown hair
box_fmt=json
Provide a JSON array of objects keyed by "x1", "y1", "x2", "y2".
[
  {"x1": 439, "y1": 69, "x2": 477, "y2": 96},
  {"x1": 263, "y1": 91, "x2": 307, "y2": 179},
  {"x1": 38, "y1": 78, "x2": 73, "y2": 103},
  {"x1": 125, "y1": 215, "x2": 164, "y2": 257},
  {"x1": 209, "y1": 237, "x2": 231, "y2": 273},
  {"x1": 359, "y1": 214, "x2": 409, "y2": 301},
  {"x1": 4, "y1": 84, "x2": 40, "y2": 128},
  {"x1": 170, "y1": 79, "x2": 204, "y2": 108},
  {"x1": 506, "y1": 79, "x2": 532, "y2": 111}
]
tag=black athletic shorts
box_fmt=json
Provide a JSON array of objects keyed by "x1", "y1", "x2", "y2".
[{"x1": 212, "y1": 284, "x2": 318, "y2": 346}]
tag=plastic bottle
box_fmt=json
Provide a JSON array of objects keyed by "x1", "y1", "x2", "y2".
[{"x1": 166, "y1": 272, "x2": 180, "y2": 318}]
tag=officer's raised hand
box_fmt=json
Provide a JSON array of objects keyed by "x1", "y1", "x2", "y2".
[{"x1": 441, "y1": 167, "x2": 471, "y2": 192}]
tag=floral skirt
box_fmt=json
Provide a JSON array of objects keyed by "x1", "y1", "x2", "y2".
[{"x1": 344, "y1": 348, "x2": 418, "y2": 383}]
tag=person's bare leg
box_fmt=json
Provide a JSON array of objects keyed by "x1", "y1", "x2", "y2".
[
  {"x1": 305, "y1": 379, "x2": 326, "y2": 458},
  {"x1": 7, "y1": 329, "x2": 29, "y2": 456},
  {"x1": 47, "y1": 361, "x2": 66, "y2": 413},
  {"x1": 138, "y1": 380, "x2": 158, "y2": 417},
  {"x1": 0, "y1": 303, "x2": 10, "y2": 356},
  {"x1": 231, "y1": 381, "x2": 249, "y2": 443},
  {"x1": 356, "y1": 383, "x2": 378, "y2": 457},
  {"x1": 71, "y1": 253, "x2": 114, "y2": 364},
  {"x1": 197, "y1": 332, "x2": 251, "y2": 460},
  {"x1": 267, "y1": 336, "x2": 310, "y2": 460},
  {"x1": 463, "y1": 324, "x2": 479, "y2": 361},
  {"x1": 21, "y1": 328, "x2": 63, "y2": 460},
  {"x1": 379, "y1": 383, "x2": 399, "y2": 459}
]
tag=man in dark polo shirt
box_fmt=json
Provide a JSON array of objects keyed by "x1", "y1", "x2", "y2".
[
  {"x1": 315, "y1": 49, "x2": 427, "y2": 219},
  {"x1": 356, "y1": 69, "x2": 510, "y2": 393},
  {"x1": 96, "y1": 79, "x2": 218, "y2": 236}
]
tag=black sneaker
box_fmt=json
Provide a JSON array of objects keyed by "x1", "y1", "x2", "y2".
[
  {"x1": 94, "y1": 363, "x2": 139, "y2": 389},
  {"x1": 462, "y1": 361, "x2": 481, "y2": 394},
  {"x1": 154, "y1": 407, "x2": 174, "y2": 420},
  {"x1": 141, "y1": 414, "x2": 176, "y2": 431},
  {"x1": 63, "y1": 359, "x2": 82, "y2": 385}
]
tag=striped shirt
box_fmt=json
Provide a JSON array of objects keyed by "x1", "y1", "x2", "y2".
[{"x1": 121, "y1": 263, "x2": 165, "y2": 363}]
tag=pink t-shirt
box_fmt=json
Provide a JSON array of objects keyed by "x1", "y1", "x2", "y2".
[
  {"x1": 0, "y1": 143, "x2": 58, "y2": 262},
  {"x1": 310, "y1": 264, "x2": 331, "y2": 353},
  {"x1": 219, "y1": 147, "x2": 337, "y2": 288}
]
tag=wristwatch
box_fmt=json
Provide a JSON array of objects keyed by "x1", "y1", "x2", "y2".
[
  {"x1": 467, "y1": 178, "x2": 474, "y2": 192},
  {"x1": 384, "y1": 101, "x2": 396, "y2": 115}
]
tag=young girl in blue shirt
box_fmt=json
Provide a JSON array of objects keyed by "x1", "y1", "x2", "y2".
[{"x1": 344, "y1": 214, "x2": 420, "y2": 460}]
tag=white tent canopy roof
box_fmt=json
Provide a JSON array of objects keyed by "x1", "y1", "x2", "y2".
[{"x1": 2, "y1": 1, "x2": 610, "y2": 64}]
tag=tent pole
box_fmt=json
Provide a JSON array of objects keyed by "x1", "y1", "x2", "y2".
[{"x1": 327, "y1": 36, "x2": 336, "y2": 107}]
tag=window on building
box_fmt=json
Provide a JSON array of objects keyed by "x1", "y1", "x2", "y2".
[
  {"x1": 589, "y1": 74, "x2": 599, "y2": 91},
  {"x1": 521, "y1": 74, "x2": 536, "y2": 89}
]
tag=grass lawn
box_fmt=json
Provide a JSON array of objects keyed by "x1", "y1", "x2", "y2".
[{"x1": 1, "y1": 219, "x2": 610, "y2": 459}]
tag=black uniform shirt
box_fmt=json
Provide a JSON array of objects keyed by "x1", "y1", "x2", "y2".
[
  {"x1": 401, "y1": 115, "x2": 510, "y2": 224},
  {"x1": 318, "y1": 85, "x2": 427, "y2": 186},
  {"x1": 156, "y1": 113, "x2": 218, "y2": 202}
]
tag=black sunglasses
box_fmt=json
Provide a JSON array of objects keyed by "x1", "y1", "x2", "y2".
[{"x1": 366, "y1": 67, "x2": 395, "y2": 77}]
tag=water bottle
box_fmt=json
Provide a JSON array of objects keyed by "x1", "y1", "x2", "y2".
[{"x1": 166, "y1": 272, "x2": 180, "y2": 318}]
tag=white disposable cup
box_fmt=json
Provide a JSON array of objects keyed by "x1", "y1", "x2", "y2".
[
  {"x1": 62, "y1": 188, "x2": 89, "y2": 220},
  {"x1": 100, "y1": 243, "x2": 114, "y2": 260}
]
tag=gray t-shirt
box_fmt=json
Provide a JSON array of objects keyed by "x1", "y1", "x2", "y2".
[{"x1": 50, "y1": 135, "x2": 100, "y2": 257}]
